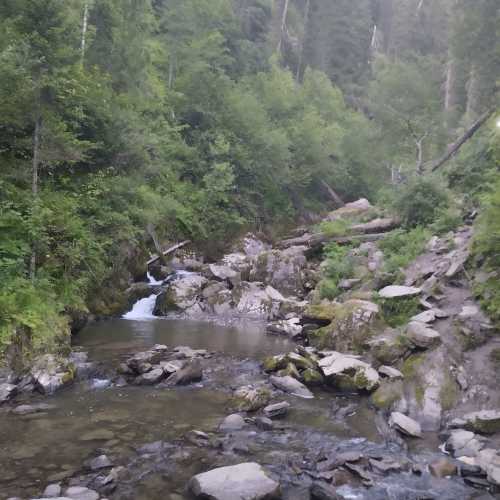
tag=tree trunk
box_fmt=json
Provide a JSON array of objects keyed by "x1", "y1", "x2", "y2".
[
  {"x1": 30, "y1": 116, "x2": 42, "y2": 280},
  {"x1": 147, "y1": 240, "x2": 191, "y2": 267},
  {"x1": 277, "y1": 0, "x2": 290, "y2": 55},
  {"x1": 416, "y1": 137, "x2": 424, "y2": 175},
  {"x1": 429, "y1": 108, "x2": 495, "y2": 172},
  {"x1": 81, "y1": 2, "x2": 89, "y2": 62},
  {"x1": 295, "y1": 0, "x2": 310, "y2": 82},
  {"x1": 465, "y1": 65, "x2": 480, "y2": 124}
]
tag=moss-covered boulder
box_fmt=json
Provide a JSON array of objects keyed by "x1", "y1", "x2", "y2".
[
  {"x1": 302, "y1": 368, "x2": 324, "y2": 386},
  {"x1": 368, "y1": 329, "x2": 413, "y2": 365},
  {"x1": 262, "y1": 355, "x2": 287, "y2": 373},
  {"x1": 307, "y1": 299, "x2": 380, "y2": 352}
]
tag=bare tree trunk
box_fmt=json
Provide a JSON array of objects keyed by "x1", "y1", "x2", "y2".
[
  {"x1": 81, "y1": 2, "x2": 89, "y2": 62},
  {"x1": 30, "y1": 116, "x2": 42, "y2": 280},
  {"x1": 168, "y1": 54, "x2": 175, "y2": 89},
  {"x1": 415, "y1": 135, "x2": 426, "y2": 175},
  {"x1": 277, "y1": 0, "x2": 290, "y2": 55},
  {"x1": 429, "y1": 108, "x2": 495, "y2": 172},
  {"x1": 295, "y1": 0, "x2": 310, "y2": 82},
  {"x1": 146, "y1": 223, "x2": 168, "y2": 266},
  {"x1": 465, "y1": 65, "x2": 480, "y2": 124}
]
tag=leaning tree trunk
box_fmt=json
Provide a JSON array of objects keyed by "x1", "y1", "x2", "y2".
[{"x1": 276, "y1": 0, "x2": 290, "y2": 56}]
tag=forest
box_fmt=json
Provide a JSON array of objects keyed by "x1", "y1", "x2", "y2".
[{"x1": 0, "y1": 0, "x2": 499, "y2": 359}]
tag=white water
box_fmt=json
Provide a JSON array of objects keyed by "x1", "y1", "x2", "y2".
[{"x1": 122, "y1": 272, "x2": 163, "y2": 320}]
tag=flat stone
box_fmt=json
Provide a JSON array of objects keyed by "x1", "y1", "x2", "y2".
[
  {"x1": 476, "y1": 448, "x2": 500, "y2": 485},
  {"x1": 255, "y1": 417, "x2": 273, "y2": 431},
  {"x1": 160, "y1": 360, "x2": 183, "y2": 374},
  {"x1": 320, "y1": 356, "x2": 379, "y2": 391},
  {"x1": 64, "y1": 487, "x2": 99, "y2": 500},
  {"x1": 378, "y1": 366, "x2": 403, "y2": 379},
  {"x1": 378, "y1": 285, "x2": 421, "y2": 299},
  {"x1": 166, "y1": 361, "x2": 202, "y2": 385},
  {"x1": 263, "y1": 401, "x2": 290, "y2": 419},
  {"x1": 219, "y1": 414, "x2": 246, "y2": 431},
  {"x1": 389, "y1": 412, "x2": 422, "y2": 438},
  {"x1": 406, "y1": 322, "x2": 441, "y2": 348},
  {"x1": 188, "y1": 462, "x2": 280, "y2": 500},
  {"x1": 411, "y1": 310, "x2": 436, "y2": 323},
  {"x1": 270, "y1": 375, "x2": 313, "y2": 399}
]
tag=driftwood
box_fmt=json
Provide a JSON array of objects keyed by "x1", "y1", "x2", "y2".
[
  {"x1": 147, "y1": 240, "x2": 191, "y2": 267},
  {"x1": 428, "y1": 108, "x2": 495, "y2": 172},
  {"x1": 350, "y1": 217, "x2": 399, "y2": 235}
]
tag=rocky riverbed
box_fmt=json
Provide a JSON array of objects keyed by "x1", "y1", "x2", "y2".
[{"x1": 1, "y1": 200, "x2": 500, "y2": 499}]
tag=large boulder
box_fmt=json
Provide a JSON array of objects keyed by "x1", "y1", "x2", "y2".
[
  {"x1": 307, "y1": 300, "x2": 380, "y2": 352},
  {"x1": 188, "y1": 462, "x2": 280, "y2": 500},
  {"x1": 154, "y1": 274, "x2": 207, "y2": 316},
  {"x1": 326, "y1": 198, "x2": 373, "y2": 221},
  {"x1": 367, "y1": 328, "x2": 413, "y2": 365},
  {"x1": 232, "y1": 282, "x2": 285, "y2": 320},
  {"x1": 446, "y1": 429, "x2": 484, "y2": 458},
  {"x1": 476, "y1": 449, "x2": 500, "y2": 486},
  {"x1": 405, "y1": 322, "x2": 441, "y2": 349},
  {"x1": 319, "y1": 353, "x2": 379, "y2": 392},
  {"x1": 31, "y1": 354, "x2": 75, "y2": 395},
  {"x1": 249, "y1": 246, "x2": 308, "y2": 296}
]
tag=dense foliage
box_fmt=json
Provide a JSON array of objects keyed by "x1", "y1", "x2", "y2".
[{"x1": 0, "y1": 0, "x2": 498, "y2": 359}]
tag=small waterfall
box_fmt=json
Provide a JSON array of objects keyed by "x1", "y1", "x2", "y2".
[{"x1": 122, "y1": 272, "x2": 163, "y2": 320}]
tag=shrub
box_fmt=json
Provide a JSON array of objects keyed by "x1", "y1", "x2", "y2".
[
  {"x1": 318, "y1": 243, "x2": 354, "y2": 299},
  {"x1": 379, "y1": 227, "x2": 431, "y2": 278},
  {"x1": 317, "y1": 219, "x2": 350, "y2": 237},
  {"x1": 393, "y1": 177, "x2": 451, "y2": 227},
  {"x1": 376, "y1": 295, "x2": 420, "y2": 327}
]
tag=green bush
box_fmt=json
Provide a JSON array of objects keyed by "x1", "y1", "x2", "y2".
[
  {"x1": 317, "y1": 219, "x2": 350, "y2": 237},
  {"x1": 376, "y1": 295, "x2": 420, "y2": 327},
  {"x1": 393, "y1": 177, "x2": 451, "y2": 227},
  {"x1": 318, "y1": 243, "x2": 353, "y2": 299},
  {"x1": 472, "y1": 180, "x2": 500, "y2": 324},
  {"x1": 379, "y1": 227, "x2": 431, "y2": 278}
]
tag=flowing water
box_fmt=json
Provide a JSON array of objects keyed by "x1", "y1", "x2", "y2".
[{"x1": 0, "y1": 293, "x2": 479, "y2": 499}]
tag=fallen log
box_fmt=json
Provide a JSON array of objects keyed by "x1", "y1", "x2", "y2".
[
  {"x1": 147, "y1": 240, "x2": 191, "y2": 267},
  {"x1": 277, "y1": 217, "x2": 399, "y2": 250},
  {"x1": 278, "y1": 231, "x2": 390, "y2": 251}
]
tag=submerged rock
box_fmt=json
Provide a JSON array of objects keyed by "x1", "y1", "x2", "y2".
[
  {"x1": 188, "y1": 462, "x2": 280, "y2": 500},
  {"x1": 270, "y1": 375, "x2": 314, "y2": 399},
  {"x1": 166, "y1": 361, "x2": 203, "y2": 385},
  {"x1": 263, "y1": 401, "x2": 290, "y2": 419},
  {"x1": 63, "y1": 486, "x2": 99, "y2": 500},
  {"x1": 389, "y1": 412, "x2": 422, "y2": 438}
]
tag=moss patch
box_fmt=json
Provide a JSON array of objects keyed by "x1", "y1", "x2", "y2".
[
  {"x1": 376, "y1": 295, "x2": 420, "y2": 327},
  {"x1": 371, "y1": 380, "x2": 403, "y2": 409}
]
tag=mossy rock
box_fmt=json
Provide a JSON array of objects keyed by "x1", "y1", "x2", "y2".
[
  {"x1": 263, "y1": 355, "x2": 287, "y2": 372},
  {"x1": 304, "y1": 302, "x2": 338, "y2": 322},
  {"x1": 371, "y1": 380, "x2": 403, "y2": 409},
  {"x1": 277, "y1": 362, "x2": 301, "y2": 380},
  {"x1": 371, "y1": 333, "x2": 412, "y2": 365},
  {"x1": 232, "y1": 386, "x2": 271, "y2": 412},
  {"x1": 302, "y1": 368, "x2": 324, "y2": 386}
]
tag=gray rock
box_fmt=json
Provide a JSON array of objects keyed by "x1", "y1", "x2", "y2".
[
  {"x1": 476, "y1": 448, "x2": 500, "y2": 485},
  {"x1": 31, "y1": 354, "x2": 74, "y2": 395},
  {"x1": 136, "y1": 367, "x2": 165, "y2": 385},
  {"x1": 263, "y1": 401, "x2": 290, "y2": 419},
  {"x1": 188, "y1": 462, "x2": 280, "y2": 500},
  {"x1": 389, "y1": 412, "x2": 422, "y2": 438},
  {"x1": 42, "y1": 484, "x2": 62, "y2": 497},
  {"x1": 270, "y1": 375, "x2": 314, "y2": 399},
  {"x1": 233, "y1": 385, "x2": 271, "y2": 412},
  {"x1": 0, "y1": 383, "x2": 17, "y2": 403},
  {"x1": 446, "y1": 429, "x2": 484, "y2": 458},
  {"x1": 378, "y1": 285, "x2": 421, "y2": 299},
  {"x1": 219, "y1": 414, "x2": 246, "y2": 431},
  {"x1": 319, "y1": 354, "x2": 379, "y2": 391},
  {"x1": 406, "y1": 322, "x2": 441, "y2": 348},
  {"x1": 209, "y1": 263, "x2": 239, "y2": 281},
  {"x1": 255, "y1": 417, "x2": 274, "y2": 431},
  {"x1": 64, "y1": 486, "x2": 99, "y2": 500},
  {"x1": 411, "y1": 310, "x2": 436, "y2": 323},
  {"x1": 88, "y1": 454, "x2": 113, "y2": 471},
  {"x1": 267, "y1": 318, "x2": 303, "y2": 338},
  {"x1": 166, "y1": 361, "x2": 202, "y2": 385}
]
